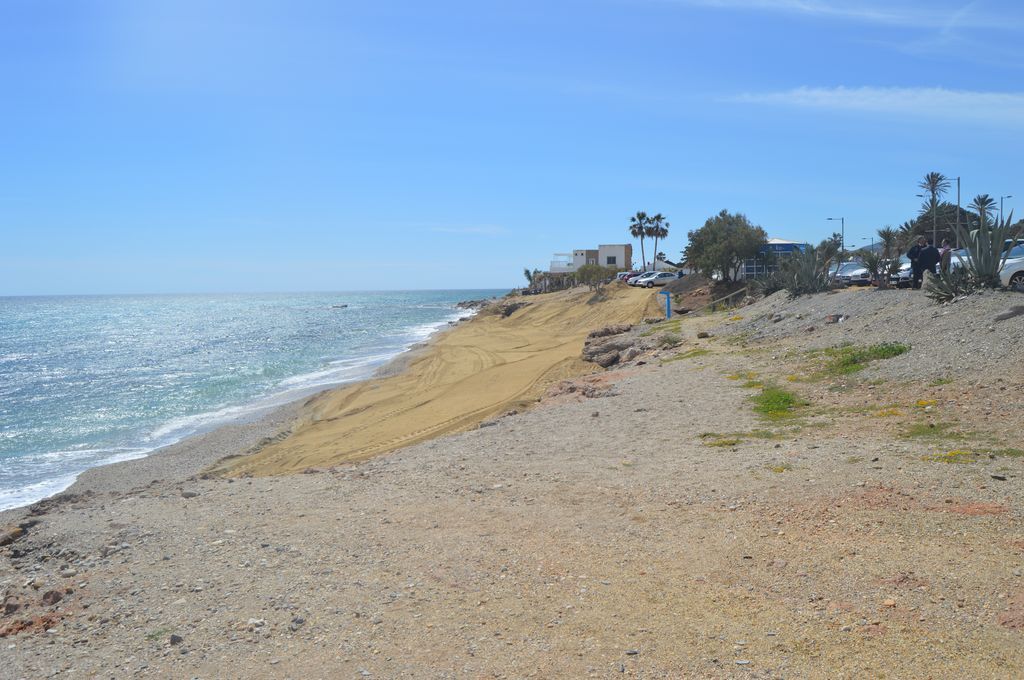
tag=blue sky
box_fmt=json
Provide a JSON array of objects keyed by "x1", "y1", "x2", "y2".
[{"x1": 2, "y1": 0, "x2": 1022, "y2": 294}]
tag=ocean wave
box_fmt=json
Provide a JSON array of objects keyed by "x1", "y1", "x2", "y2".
[
  {"x1": 0, "y1": 293, "x2": 483, "y2": 511},
  {"x1": 0, "y1": 446, "x2": 152, "y2": 512}
]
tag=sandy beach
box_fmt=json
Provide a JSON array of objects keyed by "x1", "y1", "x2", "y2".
[{"x1": 2, "y1": 284, "x2": 1024, "y2": 678}]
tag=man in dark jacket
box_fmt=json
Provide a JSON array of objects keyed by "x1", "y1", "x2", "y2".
[
  {"x1": 917, "y1": 240, "x2": 937, "y2": 282},
  {"x1": 907, "y1": 237, "x2": 925, "y2": 289},
  {"x1": 908, "y1": 236, "x2": 941, "y2": 289}
]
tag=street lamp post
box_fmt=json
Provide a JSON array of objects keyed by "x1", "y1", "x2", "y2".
[
  {"x1": 955, "y1": 177, "x2": 961, "y2": 248},
  {"x1": 1001, "y1": 195, "x2": 1014, "y2": 223},
  {"x1": 827, "y1": 217, "x2": 844, "y2": 258},
  {"x1": 862, "y1": 236, "x2": 874, "y2": 249}
]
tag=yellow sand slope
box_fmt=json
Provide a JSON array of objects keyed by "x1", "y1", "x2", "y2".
[{"x1": 213, "y1": 285, "x2": 661, "y2": 476}]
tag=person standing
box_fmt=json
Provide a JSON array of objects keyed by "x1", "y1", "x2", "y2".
[
  {"x1": 938, "y1": 238, "x2": 952, "y2": 274},
  {"x1": 919, "y1": 239, "x2": 941, "y2": 284},
  {"x1": 907, "y1": 236, "x2": 926, "y2": 289}
]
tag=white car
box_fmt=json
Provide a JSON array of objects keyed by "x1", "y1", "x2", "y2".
[
  {"x1": 837, "y1": 262, "x2": 871, "y2": 286},
  {"x1": 633, "y1": 271, "x2": 678, "y2": 288},
  {"x1": 890, "y1": 255, "x2": 913, "y2": 288},
  {"x1": 1000, "y1": 244, "x2": 1024, "y2": 288},
  {"x1": 627, "y1": 271, "x2": 656, "y2": 286}
]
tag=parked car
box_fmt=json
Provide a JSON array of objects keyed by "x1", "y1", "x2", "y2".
[
  {"x1": 634, "y1": 271, "x2": 678, "y2": 288},
  {"x1": 617, "y1": 271, "x2": 640, "y2": 282},
  {"x1": 1000, "y1": 244, "x2": 1024, "y2": 288},
  {"x1": 890, "y1": 255, "x2": 913, "y2": 288},
  {"x1": 837, "y1": 261, "x2": 871, "y2": 286},
  {"x1": 627, "y1": 271, "x2": 656, "y2": 286}
]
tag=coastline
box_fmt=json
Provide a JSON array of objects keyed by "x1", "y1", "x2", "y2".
[{"x1": 0, "y1": 298, "x2": 487, "y2": 520}]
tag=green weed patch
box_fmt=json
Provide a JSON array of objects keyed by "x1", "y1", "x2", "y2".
[
  {"x1": 661, "y1": 347, "x2": 710, "y2": 364},
  {"x1": 900, "y1": 422, "x2": 962, "y2": 440},
  {"x1": 823, "y1": 342, "x2": 910, "y2": 375},
  {"x1": 751, "y1": 386, "x2": 807, "y2": 420}
]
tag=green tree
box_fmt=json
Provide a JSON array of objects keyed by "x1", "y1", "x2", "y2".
[
  {"x1": 826, "y1": 232, "x2": 844, "y2": 255},
  {"x1": 646, "y1": 213, "x2": 670, "y2": 270},
  {"x1": 817, "y1": 237, "x2": 840, "y2": 271},
  {"x1": 576, "y1": 264, "x2": 614, "y2": 291},
  {"x1": 684, "y1": 209, "x2": 767, "y2": 282},
  {"x1": 522, "y1": 267, "x2": 534, "y2": 287},
  {"x1": 629, "y1": 211, "x2": 650, "y2": 271}
]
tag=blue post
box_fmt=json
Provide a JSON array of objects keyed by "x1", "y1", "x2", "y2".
[{"x1": 659, "y1": 290, "x2": 671, "y2": 319}]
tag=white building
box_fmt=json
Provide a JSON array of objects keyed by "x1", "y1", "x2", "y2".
[
  {"x1": 548, "y1": 244, "x2": 632, "y2": 273},
  {"x1": 597, "y1": 244, "x2": 632, "y2": 270}
]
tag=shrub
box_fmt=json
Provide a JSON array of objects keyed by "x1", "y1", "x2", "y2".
[
  {"x1": 657, "y1": 332, "x2": 682, "y2": 348},
  {"x1": 778, "y1": 246, "x2": 830, "y2": 298}
]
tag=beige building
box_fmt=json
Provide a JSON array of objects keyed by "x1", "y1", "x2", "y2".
[{"x1": 549, "y1": 244, "x2": 633, "y2": 273}]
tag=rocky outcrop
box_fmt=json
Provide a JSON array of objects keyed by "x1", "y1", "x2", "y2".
[
  {"x1": 586, "y1": 324, "x2": 632, "y2": 340},
  {"x1": 582, "y1": 325, "x2": 649, "y2": 368},
  {"x1": 455, "y1": 298, "x2": 492, "y2": 309}
]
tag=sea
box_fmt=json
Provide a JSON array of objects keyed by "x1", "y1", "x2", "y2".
[{"x1": 0, "y1": 290, "x2": 505, "y2": 511}]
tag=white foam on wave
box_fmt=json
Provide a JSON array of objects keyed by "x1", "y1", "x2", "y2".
[
  {"x1": 401, "y1": 307, "x2": 477, "y2": 342},
  {"x1": 0, "y1": 446, "x2": 152, "y2": 512}
]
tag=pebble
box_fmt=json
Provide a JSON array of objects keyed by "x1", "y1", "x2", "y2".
[{"x1": 181, "y1": 490, "x2": 200, "y2": 498}]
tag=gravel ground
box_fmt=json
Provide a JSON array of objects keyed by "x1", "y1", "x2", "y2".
[
  {"x1": 717, "y1": 287, "x2": 1024, "y2": 383},
  {"x1": 2, "y1": 289, "x2": 1023, "y2": 679}
]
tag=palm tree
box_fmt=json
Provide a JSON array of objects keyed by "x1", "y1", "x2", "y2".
[
  {"x1": 522, "y1": 267, "x2": 533, "y2": 287},
  {"x1": 646, "y1": 213, "x2": 670, "y2": 270},
  {"x1": 629, "y1": 211, "x2": 650, "y2": 271},
  {"x1": 970, "y1": 194, "x2": 997, "y2": 227},
  {"x1": 877, "y1": 225, "x2": 899, "y2": 289},
  {"x1": 897, "y1": 220, "x2": 917, "y2": 252},
  {"x1": 877, "y1": 226, "x2": 898, "y2": 258},
  {"x1": 918, "y1": 172, "x2": 950, "y2": 245}
]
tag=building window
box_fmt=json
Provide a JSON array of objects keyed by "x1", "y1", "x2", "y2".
[{"x1": 606, "y1": 256, "x2": 616, "y2": 265}]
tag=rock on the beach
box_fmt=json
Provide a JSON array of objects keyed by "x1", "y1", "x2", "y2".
[
  {"x1": 180, "y1": 490, "x2": 200, "y2": 498},
  {"x1": 3, "y1": 595, "x2": 25, "y2": 615},
  {"x1": 40, "y1": 590, "x2": 64, "y2": 606},
  {"x1": 591, "y1": 351, "x2": 620, "y2": 368},
  {"x1": 621, "y1": 347, "x2": 642, "y2": 362},
  {"x1": 586, "y1": 324, "x2": 632, "y2": 339},
  {"x1": 0, "y1": 526, "x2": 24, "y2": 546}
]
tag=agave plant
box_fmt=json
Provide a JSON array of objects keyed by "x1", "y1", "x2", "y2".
[
  {"x1": 779, "y1": 245, "x2": 830, "y2": 298},
  {"x1": 927, "y1": 210, "x2": 1024, "y2": 301},
  {"x1": 924, "y1": 266, "x2": 974, "y2": 303},
  {"x1": 952, "y1": 209, "x2": 1020, "y2": 288}
]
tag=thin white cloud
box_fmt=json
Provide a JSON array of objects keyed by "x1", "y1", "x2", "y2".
[
  {"x1": 662, "y1": 0, "x2": 1014, "y2": 30},
  {"x1": 430, "y1": 225, "x2": 509, "y2": 236},
  {"x1": 731, "y1": 86, "x2": 1024, "y2": 125}
]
